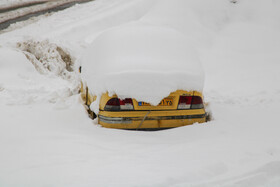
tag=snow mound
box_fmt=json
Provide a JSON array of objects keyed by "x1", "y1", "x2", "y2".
[
  {"x1": 17, "y1": 39, "x2": 76, "y2": 80},
  {"x1": 140, "y1": 0, "x2": 231, "y2": 49},
  {"x1": 0, "y1": 47, "x2": 79, "y2": 105},
  {"x1": 82, "y1": 22, "x2": 204, "y2": 108}
]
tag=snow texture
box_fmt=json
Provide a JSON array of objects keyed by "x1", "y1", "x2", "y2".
[
  {"x1": 17, "y1": 39, "x2": 75, "y2": 79},
  {"x1": 82, "y1": 21, "x2": 204, "y2": 107},
  {"x1": 0, "y1": 0, "x2": 280, "y2": 186}
]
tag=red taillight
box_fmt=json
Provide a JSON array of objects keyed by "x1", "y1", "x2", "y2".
[
  {"x1": 119, "y1": 98, "x2": 134, "y2": 110},
  {"x1": 104, "y1": 98, "x2": 134, "y2": 111},
  {"x1": 178, "y1": 96, "x2": 204, "y2": 110},
  {"x1": 191, "y1": 96, "x2": 204, "y2": 109},
  {"x1": 178, "y1": 96, "x2": 192, "y2": 109}
]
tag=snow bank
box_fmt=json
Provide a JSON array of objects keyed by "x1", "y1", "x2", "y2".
[
  {"x1": 0, "y1": 46, "x2": 35, "y2": 81},
  {"x1": 0, "y1": 46, "x2": 79, "y2": 105},
  {"x1": 82, "y1": 22, "x2": 204, "y2": 107},
  {"x1": 201, "y1": 0, "x2": 280, "y2": 105},
  {"x1": 17, "y1": 39, "x2": 76, "y2": 80},
  {"x1": 140, "y1": 0, "x2": 231, "y2": 48}
]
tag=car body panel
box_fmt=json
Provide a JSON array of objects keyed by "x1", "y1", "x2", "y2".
[
  {"x1": 81, "y1": 86, "x2": 206, "y2": 129},
  {"x1": 98, "y1": 109, "x2": 206, "y2": 129}
]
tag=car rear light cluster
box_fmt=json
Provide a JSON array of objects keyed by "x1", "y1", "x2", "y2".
[
  {"x1": 104, "y1": 98, "x2": 134, "y2": 111},
  {"x1": 178, "y1": 96, "x2": 204, "y2": 109}
]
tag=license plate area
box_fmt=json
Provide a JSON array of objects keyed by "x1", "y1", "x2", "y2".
[{"x1": 138, "y1": 97, "x2": 173, "y2": 106}]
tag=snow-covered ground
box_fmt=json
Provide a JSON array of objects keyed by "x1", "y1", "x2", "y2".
[{"x1": 0, "y1": 0, "x2": 280, "y2": 186}]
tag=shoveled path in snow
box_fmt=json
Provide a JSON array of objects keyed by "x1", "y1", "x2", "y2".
[{"x1": 0, "y1": 0, "x2": 94, "y2": 30}]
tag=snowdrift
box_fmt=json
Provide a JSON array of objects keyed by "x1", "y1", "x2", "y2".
[{"x1": 82, "y1": 22, "x2": 204, "y2": 106}]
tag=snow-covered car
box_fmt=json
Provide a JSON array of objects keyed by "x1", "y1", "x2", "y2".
[{"x1": 80, "y1": 22, "x2": 207, "y2": 129}]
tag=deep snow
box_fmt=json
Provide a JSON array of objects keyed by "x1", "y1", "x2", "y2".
[
  {"x1": 82, "y1": 21, "x2": 204, "y2": 108},
  {"x1": 0, "y1": 0, "x2": 280, "y2": 186}
]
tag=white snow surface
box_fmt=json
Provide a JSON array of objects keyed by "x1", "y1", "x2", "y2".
[
  {"x1": 1, "y1": 0, "x2": 280, "y2": 186},
  {"x1": 82, "y1": 21, "x2": 204, "y2": 106}
]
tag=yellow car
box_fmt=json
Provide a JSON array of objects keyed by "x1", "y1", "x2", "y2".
[
  {"x1": 79, "y1": 22, "x2": 208, "y2": 130},
  {"x1": 80, "y1": 82, "x2": 207, "y2": 130}
]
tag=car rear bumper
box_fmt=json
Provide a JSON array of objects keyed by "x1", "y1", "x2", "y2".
[{"x1": 98, "y1": 109, "x2": 206, "y2": 129}]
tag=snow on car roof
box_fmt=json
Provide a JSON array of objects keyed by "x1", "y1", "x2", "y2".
[{"x1": 82, "y1": 22, "x2": 204, "y2": 107}]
